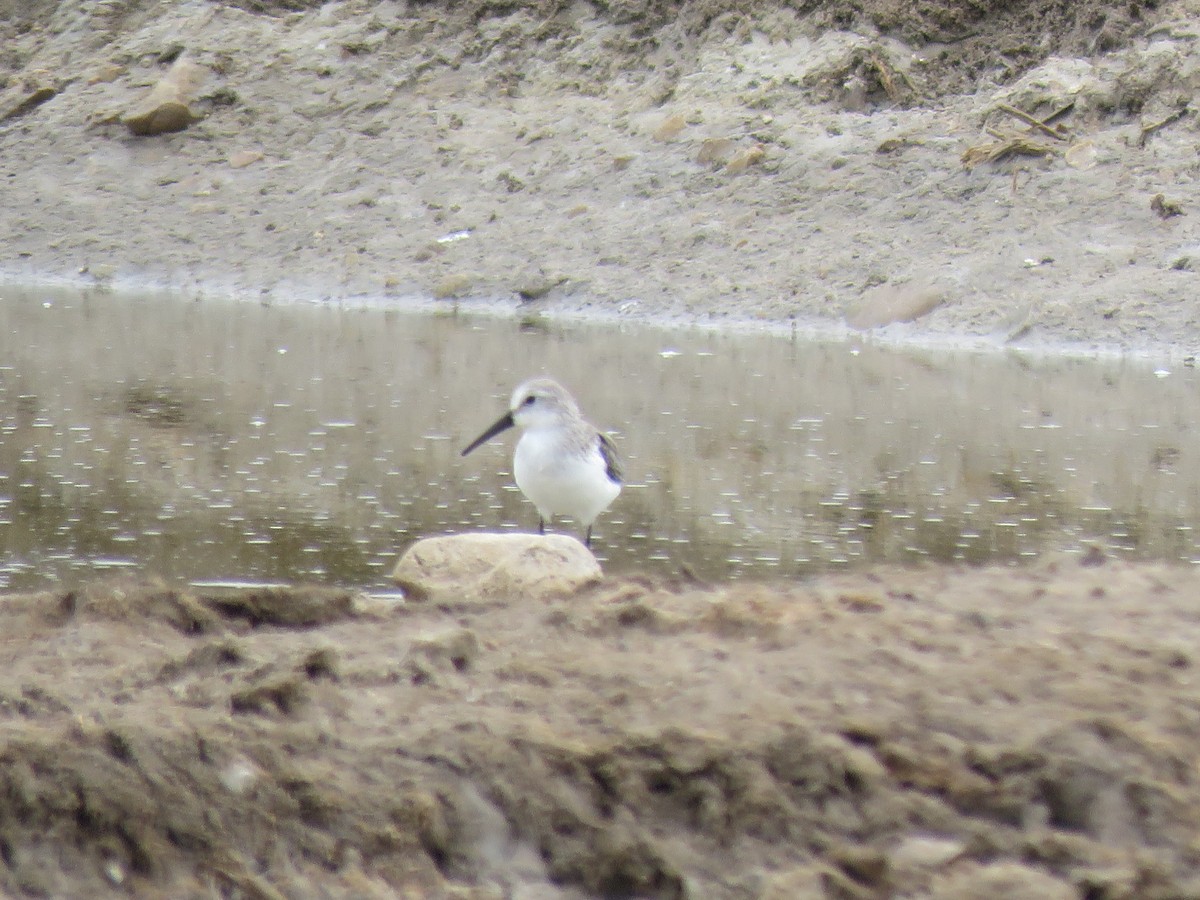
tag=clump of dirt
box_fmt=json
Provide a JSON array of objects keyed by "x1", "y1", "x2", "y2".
[
  {"x1": 222, "y1": 0, "x2": 329, "y2": 12},
  {"x1": 200, "y1": 584, "x2": 357, "y2": 627},
  {"x1": 387, "y1": 0, "x2": 1165, "y2": 97},
  {"x1": 10, "y1": 0, "x2": 1160, "y2": 99},
  {"x1": 2, "y1": 560, "x2": 1200, "y2": 897},
  {"x1": 862, "y1": 0, "x2": 1160, "y2": 91}
]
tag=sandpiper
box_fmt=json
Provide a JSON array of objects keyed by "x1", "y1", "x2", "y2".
[{"x1": 461, "y1": 377, "x2": 622, "y2": 547}]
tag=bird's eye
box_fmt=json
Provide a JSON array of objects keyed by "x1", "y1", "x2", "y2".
[{"x1": 523, "y1": 395, "x2": 536, "y2": 406}]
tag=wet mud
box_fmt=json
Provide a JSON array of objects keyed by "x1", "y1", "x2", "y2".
[{"x1": 1, "y1": 558, "x2": 1199, "y2": 897}]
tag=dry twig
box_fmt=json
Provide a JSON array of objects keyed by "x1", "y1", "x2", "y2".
[
  {"x1": 853, "y1": 49, "x2": 919, "y2": 104},
  {"x1": 1139, "y1": 106, "x2": 1189, "y2": 148},
  {"x1": 996, "y1": 103, "x2": 1067, "y2": 140},
  {"x1": 1041, "y1": 102, "x2": 1075, "y2": 125},
  {"x1": 962, "y1": 136, "x2": 1057, "y2": 170}
]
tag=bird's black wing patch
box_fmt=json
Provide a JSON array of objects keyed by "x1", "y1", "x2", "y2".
[{"x1": 598, "y1": 432, "x2": 623, "y2": 484}]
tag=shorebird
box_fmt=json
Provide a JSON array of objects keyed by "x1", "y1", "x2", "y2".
[{"x1": 461, "y1": 377, "x2": 622, "y2": 547}]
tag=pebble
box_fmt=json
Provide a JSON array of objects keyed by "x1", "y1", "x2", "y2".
[
  {"x1": 652, "y1": 113, "x2": 686, "y2": 141},
  {"x1": 229, "y1": 150, "x2": 264, "y2": 169},
  {"x1": 124, "y1": 58, "x2": 206, "y2": 136}
]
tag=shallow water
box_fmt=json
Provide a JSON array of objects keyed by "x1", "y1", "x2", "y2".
[{"x1": 0, "y1": 283, "x2": 1197, "y2": 591}]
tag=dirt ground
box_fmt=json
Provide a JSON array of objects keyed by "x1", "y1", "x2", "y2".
[
  {"x1": 1, "y1": 559, "x2": 1199, "y2": 899},
  {"x1": 4, "y1": 1, "x2": 1200, "y2": 898},
  {"x1": 1, "y1": 0, "x2": 1199, "y2": 351}
]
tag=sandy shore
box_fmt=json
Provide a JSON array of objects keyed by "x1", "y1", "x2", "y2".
[{"x1": 1, "y1": 0, "x2": 1199, "y2": 354}]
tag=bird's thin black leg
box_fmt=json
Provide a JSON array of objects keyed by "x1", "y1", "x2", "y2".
[
  {"x1": 585, "y1": 526, "x2": 593, "y2": 548},
  {"x1": 538, "y1": 518, "x2": 545, "y2": 535}
]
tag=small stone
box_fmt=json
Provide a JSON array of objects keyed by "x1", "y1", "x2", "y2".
[
  {"x1": 652, "y1": 113, "x2": 686, "y2": 141},
  {"x1": 1, "y1": 79, "x2": 56, "y2": 121},
  {"x1": 229, "y1": 150, "x2": 264, "y2": 169},
  {"x1": 696, "y1": 137, "x2": 736, "y2": 166},
  {"x1": 219, "y1": 757, "x2": 260, "y2": 795},
  {"x1": 88, "y1": 63, "x2": 125, "y2": 85},
  {"x1": 392, "y1": 533, "x2": 602, "y2": 604},
  {"x1": 725, "y1": 145, "x2": 765, "y2": 173},
  {"x1": 515, "y1": 274, "x2": 566, "y2": 301},
  {"x1": 103, "y1": 859, "x2": 126, "y2": 885},
  {"x1": 889, "y1": 835, "x2": 966, "y2": 871},
  {"x1": 123, "y1": 57, "x2": 207, "y2": 136}
]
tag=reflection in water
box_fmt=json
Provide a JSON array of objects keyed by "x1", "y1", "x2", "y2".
[{"x1": 0, "y1": 284, "x2": 1197, "y2": 590}]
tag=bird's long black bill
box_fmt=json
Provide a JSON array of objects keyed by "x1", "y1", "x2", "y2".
[{"x1": 461, "y1": 410, "x2": 515, "y2": 456}]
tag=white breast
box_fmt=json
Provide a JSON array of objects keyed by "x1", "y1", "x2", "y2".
[{"x1": 513, "y1": 427, "x2": 621, "y2": 527}]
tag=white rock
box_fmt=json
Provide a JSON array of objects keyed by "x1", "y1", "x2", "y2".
[
  {"x1": 889, "y1": 834, "x2": 966, "y2": 871},
  {"x1": 392, "y1": 533, "x2": 602, "y2": 604}
]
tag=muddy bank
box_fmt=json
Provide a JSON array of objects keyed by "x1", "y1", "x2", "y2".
[
  {"x1": 0, "y1": 559, "x2": 1197, "y2": 897},
  {"x1": 0, "y1": 0, "x2": 1198, "y2": 352}
]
